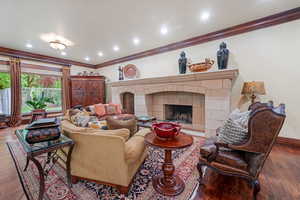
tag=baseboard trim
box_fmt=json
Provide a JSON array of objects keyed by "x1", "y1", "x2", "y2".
[{"x1": 276, "y1": 136, "x2": 300, "y2": 148}]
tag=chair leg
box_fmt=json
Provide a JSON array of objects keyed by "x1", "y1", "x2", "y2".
[
  {"x1": 252, "y1": 179, "x2": 260, "y2": 200},
  {"x1": 197, "y1": 163, "x2": 204, "y2": 185}
]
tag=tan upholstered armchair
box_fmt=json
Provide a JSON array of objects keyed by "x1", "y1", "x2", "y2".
[
  {"x1": 198, "y1": 102, "x2": 286, "y2": 199},
  {"x1": 59, "y1": 120, "x2": 151, "y2": 194}
]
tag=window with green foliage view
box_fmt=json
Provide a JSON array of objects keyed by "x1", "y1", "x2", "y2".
[
  {"x1": 0, "y1": 72, "x2": 11, "y2": 115},
  {"x1": 21, "y1": 73, "x2": 62, "y2": 113}
]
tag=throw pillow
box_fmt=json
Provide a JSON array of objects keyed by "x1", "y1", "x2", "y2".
[
  {"x1": 218, "y1": 118, "x2": 248, "y2": 145},
  {"x1": 95, "y1": 104, "x2": 106, "y2": 116},
  {"x1": 109, "y1": 103, "x2": 122, "y2": 114},
  {"x1": 105, "y1": 104, "x2": 117, "y2": 115},
  {"x1": 106, "y1": 116, "x2": 138, "y2": 136},
  {"x1": 87, "y1": 105, "x2": 96, "y2": 114},
  {"x1": 229, "y1": 108, "x2": 251, "y2": 129}
]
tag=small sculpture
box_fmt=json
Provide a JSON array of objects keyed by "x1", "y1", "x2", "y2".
[
  {"x1": 118, "y1": 66, "x2": 124, "y2": 80},
  {"x1": 217, "y1": 42, "x2": 229, "y2": 70},
  {"x1": 178, "y1": 51, "x2": 187, "y2": 74}
]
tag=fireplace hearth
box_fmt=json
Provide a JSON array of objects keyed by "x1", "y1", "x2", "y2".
[{"x1": 165, "y1": 104, "x2": 192, "y2": 124}]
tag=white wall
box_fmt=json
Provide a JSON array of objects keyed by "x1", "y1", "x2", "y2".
[
  {"x1": 70, "y1": 65, "x2": 94, "y2": 75},
  {"x1": 98, "y1": 20, "x2": 300, "y2": 139}
]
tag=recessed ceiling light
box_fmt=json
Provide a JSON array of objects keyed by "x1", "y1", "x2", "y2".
[
  {"x1": 133, "y1": 37, "x2": 140, "y2": 45},
  {"x1": 200, "y1": 11, "x2": 210, "y2": 21},
  {"x1": 160, "y1": 26, "x2": 168, "y2": 35},
  {"x1": 113, "y1": 45, "x2": 120, "y2": 51},
  {"x1": 61, "y1": 51, "x2": 67, "y2": 56},
  {"x1": 84, "y1": 57, "x2": 90, "y2": 61},
  {"x1": 98, "y1": 52, "x2": 104, "y2": 57},
  {"x1": 26, "y1": 43, "x2": 33, "y2": 48}
]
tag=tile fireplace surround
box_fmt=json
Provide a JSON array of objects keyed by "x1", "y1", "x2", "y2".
[{"x1": 108, "y1": 69, "x2": 239, "y2": 136}]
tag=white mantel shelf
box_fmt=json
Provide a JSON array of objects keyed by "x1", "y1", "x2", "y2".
[{"x1": 108, "y1": 68, "x2": 239, "y2": 87}]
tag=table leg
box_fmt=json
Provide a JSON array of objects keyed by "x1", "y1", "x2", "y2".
[
  {"x1": 30, "y1": 157, "x2": 45, "y2": 200},
  {"x1": 66, "y1": 144, "x2": 74, "y2": 187},
  {"x1": 152, "y1": 149, "x2": 185, "y2": 196}
]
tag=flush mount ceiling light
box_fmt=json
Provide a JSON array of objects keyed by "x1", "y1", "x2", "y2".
[
  {"x1": 200, "y1": 11, "x2": 210, "y2": 21},
  {"x1": 49, "y1": 40, "x2": 67, "y2": 50},
  {"x1": 61, "y1": 51, "x2": 67, "y2": 56},
  {"x1": 25, "y1": 43, "x2": 33, "y2": 48},
  {"x1": 113, "y1": 45, "x2": 120, "y2": 51},
  {"x1": 40, "y1": 33, "x2": 74, "y2": 50},
  {"x1": 160, "y1": 26, "x2": 168, "y2": 35},
  {"x1": 98, "y1": 52, "x2": 104, "y2": 57},
  {"x1": 133, "y1": 37, "x2": 140, "y2": 45}
]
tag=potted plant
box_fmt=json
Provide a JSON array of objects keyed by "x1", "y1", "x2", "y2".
[{"x1": 26, "y1": 91, "x2": 55, "y2": 122}]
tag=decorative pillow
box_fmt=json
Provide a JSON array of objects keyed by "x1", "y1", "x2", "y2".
[
  {"x1": 87, "y1": 105, "x2": 96, "y2": 114},
  {"x1": 105, "y1": 104, "x2": 117, "y2": 115},
  {"x1": 106, "y1": 116, "x2": 138, "y2": 136},
  {"x1": 88, "y1": 120, "x2": 108, "y2": 130},
  {"x1": 95, "y1": 104, "x2": 106, "y2": 116},
  {"x1": 229, "y1": 108, "x2": 250, "y2": 129},
  {"x1": 109, "y1": 103, "x2": 122, "y2": 114},
  {"x1": 218, "y1": 118, "x2": 248, "y2": 145},
  {"x1": 70, "y1": 109, "x2": 98, "y2": 127}
]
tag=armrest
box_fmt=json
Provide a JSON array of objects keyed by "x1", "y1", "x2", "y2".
[{"x1": 124, "y1": 133, "x2": 147, "y2": 164}]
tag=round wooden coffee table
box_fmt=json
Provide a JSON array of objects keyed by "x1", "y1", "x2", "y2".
[{"x1": 145, "y1": 132, "x2": 193, "y2": 196}]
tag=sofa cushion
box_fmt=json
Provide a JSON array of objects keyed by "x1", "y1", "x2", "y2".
[
  {"x1": 106, "y1": 116, "x2": 138, "y2": 136},
  {"x1": 200, "y1": 143, "x2": 248, "y2": 170},
  {"x1": 215, "y1": 150, "x2": 248, "y2": 170}
]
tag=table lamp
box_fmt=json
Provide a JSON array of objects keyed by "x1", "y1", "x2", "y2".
[{"x1": 241, "y1": 81, "x2": 266, "y2": 103}]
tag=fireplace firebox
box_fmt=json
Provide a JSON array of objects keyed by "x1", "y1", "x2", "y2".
[{"x1": 164, "y1": 104, "x2": 192, "y2": 124}]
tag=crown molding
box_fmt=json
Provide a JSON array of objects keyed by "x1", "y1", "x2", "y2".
[
  {"x1": 95, "y1": 7, "x2": 300, "y2": 69},
  {"x1": 0, "y1": 46, "x2": 95, "y2": 68}
]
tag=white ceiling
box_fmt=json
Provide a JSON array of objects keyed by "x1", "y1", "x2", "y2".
[{"x1": 0, "y1": 0, "x2": 299, "y2": 65}]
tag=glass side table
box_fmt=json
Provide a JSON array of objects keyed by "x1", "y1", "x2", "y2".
[{"x1": 15, "y1": 129, "x2": 75, "y2": 200}]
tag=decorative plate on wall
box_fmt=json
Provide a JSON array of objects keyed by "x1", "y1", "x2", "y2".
[{"x1": 123, "y1": 64, "x2": 138, "y2": 79}]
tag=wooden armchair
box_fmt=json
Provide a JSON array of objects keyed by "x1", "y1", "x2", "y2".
[{"x1": 198, "y1": 102, "x2": 286, "y2": 199}]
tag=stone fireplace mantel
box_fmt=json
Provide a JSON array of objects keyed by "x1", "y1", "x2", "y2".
[
  {"x1": 108, "y1": 69, "x2": 238, "y2": 87},
  {"x1": 107, "y1": 69, "x2": 239, "y2": 136}
]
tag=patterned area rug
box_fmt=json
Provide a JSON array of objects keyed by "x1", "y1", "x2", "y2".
[{"x1": 7, "y1": 136, "x2": 203, "y2": 200}]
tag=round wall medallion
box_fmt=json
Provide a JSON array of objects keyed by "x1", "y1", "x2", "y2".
[{"x1": 123, "y1": 64, "x2": 137, "y2": 79}]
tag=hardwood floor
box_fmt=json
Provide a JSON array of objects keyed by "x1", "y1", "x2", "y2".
[{"x1": 0, "y1": 127, "x2": 299, "y2": 200}]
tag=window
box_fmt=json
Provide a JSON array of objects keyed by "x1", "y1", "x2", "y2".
[
  {"x1": 0, "y1": 72, "x2": 11, "y2": 115},
  {"x1": 21, "y1": 73, "x2": 62, "y2": 114}
]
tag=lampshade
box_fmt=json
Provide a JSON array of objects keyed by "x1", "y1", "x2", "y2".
[{"x1": 241, "y1": 81, "x2": 266, "y2": 95}]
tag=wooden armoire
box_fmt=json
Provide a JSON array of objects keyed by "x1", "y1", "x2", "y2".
[{"x1": 69, "y1": 76, "x2": 105, "y2": 107}]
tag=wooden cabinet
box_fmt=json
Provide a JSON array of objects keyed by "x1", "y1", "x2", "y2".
[{"x1": 69, "y1": 76, "x2": 105, "y2": 107}]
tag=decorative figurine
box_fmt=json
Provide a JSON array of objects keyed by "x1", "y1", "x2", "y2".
[
  {"x1": 178, "y1": 51, "x2": 187, "y2": 74},
  {"x1": 118, "y1": 66, "x2": 124, "y2": 80},
  {"x1": 217, "y1": 42, "x2": 229, "y2": 70}
]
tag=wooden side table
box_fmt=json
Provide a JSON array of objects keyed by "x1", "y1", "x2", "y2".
[
  {"x1": 15, "y1": 129, "x2": 74, "y2": 200},
  {"x1": 145, "y1": 132, "x2": 193, "y2": 196}
]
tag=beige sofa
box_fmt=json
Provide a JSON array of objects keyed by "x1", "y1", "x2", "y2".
[{"x1": 60, "y1": 119, "x2": 151, "y2": 194}]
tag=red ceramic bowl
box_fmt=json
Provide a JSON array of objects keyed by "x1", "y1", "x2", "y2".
[{"x1": 152, "y1": 122, "x2": 181, "y2": 140}]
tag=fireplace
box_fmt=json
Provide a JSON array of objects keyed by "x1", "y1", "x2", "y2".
[
  {"x1": 109, "y1": 69, "x2": 238, "y2": 135},
  {"x1": 164, "y1": 104, "x2": 192, "y2": 124}
]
